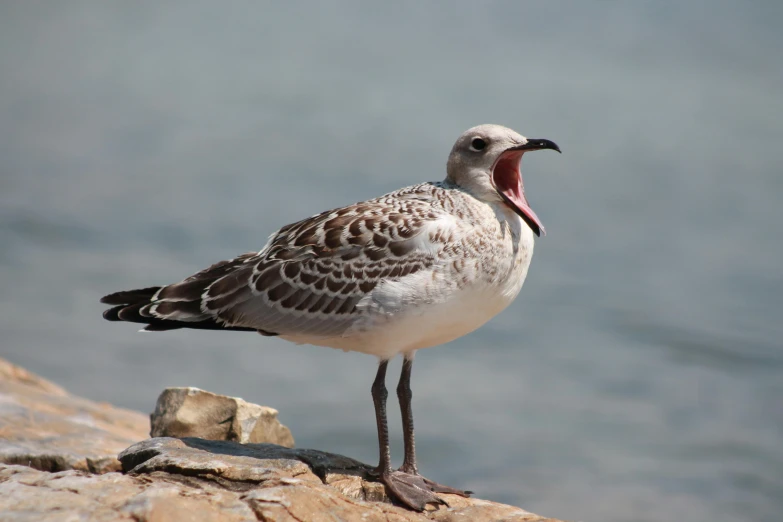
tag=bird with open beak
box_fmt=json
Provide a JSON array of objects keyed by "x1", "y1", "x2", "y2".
[{"x1": 101, "y1": 124, "x2": 560, "y2": 511}]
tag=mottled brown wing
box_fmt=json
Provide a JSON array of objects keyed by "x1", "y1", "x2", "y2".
[{"x1": 139, "y1": 192, "x2": 446, "y2": 337}]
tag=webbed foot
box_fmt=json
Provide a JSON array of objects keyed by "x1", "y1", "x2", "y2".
[{"x1": 378, "y1": 469, "x2": 472, "y2": 511}]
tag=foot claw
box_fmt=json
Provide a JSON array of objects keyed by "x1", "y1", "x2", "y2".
[{"x1": 379, "y1": 470, "x2": 471, "y2": 511}]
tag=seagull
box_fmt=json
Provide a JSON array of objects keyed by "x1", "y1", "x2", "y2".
[{"x1": 101, "y1": 124, "x2": 560, "y2": 511}]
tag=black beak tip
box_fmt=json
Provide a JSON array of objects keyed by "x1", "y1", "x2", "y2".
[
  {"x1": 540, "y1": 139, "x2": 561, "y2": 154},
  {"x1": 512, "y1": 139, "x2": 561, "y2": 154}
]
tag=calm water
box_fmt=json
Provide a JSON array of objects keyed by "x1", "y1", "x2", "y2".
[{"x1": 1, "y1": 3, "x2": 782, "y2": 521}]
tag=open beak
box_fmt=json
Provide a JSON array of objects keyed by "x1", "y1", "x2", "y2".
[
  {"x1": 507, "y1": 139, "x2": 561, "y2": 154},
  {"x1": 492, "y1": 138, "x2": 560, "y2": 237}
]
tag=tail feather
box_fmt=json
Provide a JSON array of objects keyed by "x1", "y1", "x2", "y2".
[
  {"x1": 100, "y1": 285, "x2": 261, "y2": 334},
  {"x1": 100, "y1": 252, "x2": 276, "y2": 335}
]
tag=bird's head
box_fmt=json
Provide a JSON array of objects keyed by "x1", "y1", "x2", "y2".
[{"x1": 446, "y1": 124, "x2": 560, "y2": 237}]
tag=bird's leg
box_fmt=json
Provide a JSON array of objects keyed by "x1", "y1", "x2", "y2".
[
  {"x1": 371, "y1": 359, "x2": 392, "y2": 475},
  {"x1": 397, "y1": 355, "x2": 418, "y2": 475},
  {"x1": 371, "y1": 356, "x2": 471, "y2": 512}
]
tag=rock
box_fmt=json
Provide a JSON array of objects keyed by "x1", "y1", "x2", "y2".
[
  {"x1": 1, "y1": 437, "x2": 562, "y2": 521},
  {"x1": 150, "y1": 387, "x2": 294, "y2": 447},
  {"x1": 0, "y1": 357, "x2": 565, "y2": 521},
  {"x1": 118, "y1": 437, "x2": 382, "y2": 498},
  {"x1": 0, "y1": 464, "x2": 257, "y2": 522},
  {"x1": 0, "y1": 357, "x2": 69, "y2": 396},
  {"x1": 117, "y1": 437, "x2": 562, "y2": 521},
  {"x1": 0, "y1": 358, "x2": 148, "y2": 473}
]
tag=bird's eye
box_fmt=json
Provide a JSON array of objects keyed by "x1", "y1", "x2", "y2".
[{"x1": 470, "y1": 138, "x2": 487, "y2": 151}]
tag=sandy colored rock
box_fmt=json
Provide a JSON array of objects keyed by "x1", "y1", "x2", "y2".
[
  {"x1": 0, "y1": 464, "x2": 256, "y2": 522},
  {"x1": 0, "y1": 357, "x2": 148, "y2": 473},
  {"x1": 119, "y1": 437, "x2": 563, "y2": 521},
  {"x1": 150, "y1": 387, "x2": 294, "y2": 447},
  {"x1": 1, "y1": 446, "x2": 562, "y2": 522},
  {"x1": 0, "y1": 357, "x2": 566, "y2": 521},
  {"x1": 0, "y1": 357, "x2": 68, "y2": 396}
]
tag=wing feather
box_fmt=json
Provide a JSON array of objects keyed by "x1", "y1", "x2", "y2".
[{"x1": 101, "y1": 184, "x2": 450, "y2": 338}]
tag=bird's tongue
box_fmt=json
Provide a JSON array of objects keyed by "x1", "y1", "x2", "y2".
[{"x1": 493, "y1": 152, "x2": 545, "y2": 237}]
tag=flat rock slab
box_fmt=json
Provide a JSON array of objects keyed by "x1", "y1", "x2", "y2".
[
  {"x1": 115, "y1": 437, "x2": 564, "y2": 521},
  {"x1": 0, "y1": 464, "x2": 259, "y2": 522},
  {"x1": 0, "y1": 358, "x2": 149, "y2": 473},
  {"x1": 119, "y1": 437, "x2": 381, "y2": 497}
]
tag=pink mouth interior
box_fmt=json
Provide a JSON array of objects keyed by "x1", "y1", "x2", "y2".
[{"x1": 492, "y1": 150, "x2": 545, "y2": 236}]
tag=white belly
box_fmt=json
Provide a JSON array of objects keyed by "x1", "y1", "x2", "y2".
[{"x1": 357, "y1": 281, "x2": 522, "y2": 357}]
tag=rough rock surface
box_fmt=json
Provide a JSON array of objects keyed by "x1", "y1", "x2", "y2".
[
  {"x1": 0, "y1": 357, "x2": 566, "y2": 521},
  {"x1": 150, "y1": 387, "x2": 294, "y2": 447},
  {"x1": 0, "y1": 357, "x2": 148, "y2": 473},
  {"x1": 116, "y1": 438, "x2": 566, "y2": 522},
  {"x1": 1, "y1": 438, "x2": 563, "y2": 521},
  {"x1": 0, "y1": 463, "x2": 259, "y2": 522}
]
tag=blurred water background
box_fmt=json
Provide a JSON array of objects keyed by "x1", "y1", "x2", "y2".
[{"x1": 1, "y1": 2, "x2": 781, "y2": 521}]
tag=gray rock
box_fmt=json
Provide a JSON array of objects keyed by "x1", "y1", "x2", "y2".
[
  {"x1": 150, "y1": 387, "x2": 295, "y2": 447},
  {"x1": 0, "y1": 357, "x2": 564, "y2": 521},
  {"x1": 0, "y1": 357, "x2": 149, "y2": 473}
]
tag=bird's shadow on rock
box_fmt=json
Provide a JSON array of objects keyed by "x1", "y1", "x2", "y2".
[{"x1": 186, "y1": 436, "x2": 375, "y2": 482}]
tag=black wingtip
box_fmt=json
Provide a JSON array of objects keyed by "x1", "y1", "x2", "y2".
[
  {"x1": 100, "y1": 286, "x2": 162, "y2": 305},
  {"x1": 116, "y1": 302, "x2": 149, "y2": 323},
  {"x1": 100, "y1": 294, "x2": 118, "y2": 305},
  {"x1": 142, "y1": 323, "x2": 182, "y2": 332},
  {"x1": 102, "y1": 305, "x2": 125, "y2": 321}
]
